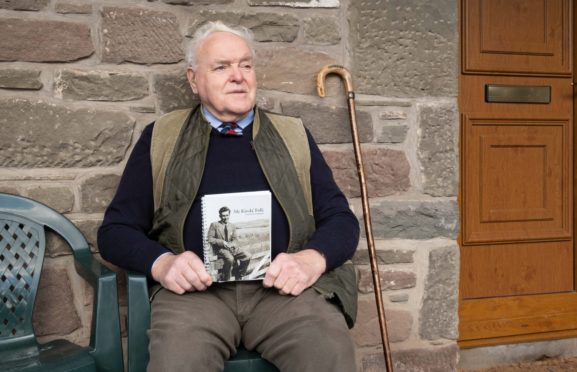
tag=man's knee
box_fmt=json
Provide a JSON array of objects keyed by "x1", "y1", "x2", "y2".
[
  {"x1": 148, "y1": 334, "x2": 230, "y2": 372},
  {"x1": 245, "y1": 289, "x2": 355, "y2": 371},
  {"x1": 148, "y1": 290, "x2": 240, "y2": 371},
  {"x1": 259, "y1": 319, "x2": 355, "y2": 372},
  {"x1": 220, "y1": 250, "x2": 234, "y2": 263}
]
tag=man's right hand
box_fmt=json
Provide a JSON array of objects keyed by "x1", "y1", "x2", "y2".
[{"x1": 151, "y1": 251, "x2": 213, "y2": 294}]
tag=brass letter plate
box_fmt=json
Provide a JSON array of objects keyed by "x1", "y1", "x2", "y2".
[{"x1": 485, "y1": 84, "x2": 551, "y2": 104}]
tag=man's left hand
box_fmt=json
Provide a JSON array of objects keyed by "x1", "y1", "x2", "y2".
[{"x1": 263, "y1": 249, "x2": 326, "y2": 296}]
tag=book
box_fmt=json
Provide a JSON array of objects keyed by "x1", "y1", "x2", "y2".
[{"x1": 201, "y1": 190, "x2": 272, "y2": 282}]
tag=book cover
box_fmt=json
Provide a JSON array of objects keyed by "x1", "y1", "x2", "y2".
[{"x1": 201, "y1": 190, "x2": 271, "y2": 282}]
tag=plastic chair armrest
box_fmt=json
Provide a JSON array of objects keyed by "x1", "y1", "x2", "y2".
[
  {"x1": 127, "y1": 271, "x2": 151, "y2": 372},
  {"x1": 73, "y1": 252, "x2": 124, "y2": 372}
]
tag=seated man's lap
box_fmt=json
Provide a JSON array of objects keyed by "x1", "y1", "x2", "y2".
[
  {"x1": 148, "y1": 287, "x2": 241, "y2": 371},
  {"x1": 243, "y1": 286, "x2": 355, "y2": 372},
  {"x1": 148, "y1": 283, "x2": 355, "y2": 372}
]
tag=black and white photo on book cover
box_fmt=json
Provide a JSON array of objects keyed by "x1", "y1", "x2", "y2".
[{"x1": 202, "y1": 190, "x2": 271, "y2": 282}]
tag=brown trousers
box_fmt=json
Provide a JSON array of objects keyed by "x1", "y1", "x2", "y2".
[{"x1": 147, "y1": 282, "x2": 356, "y2": 372}]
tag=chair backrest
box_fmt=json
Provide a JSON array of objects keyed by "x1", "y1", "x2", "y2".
[
  {"x1": 0, "y1": 193, "x2": 90, "y2": 352},
  {"x1": 0, "y1": 212, "x2": 45, "y2": 347}
]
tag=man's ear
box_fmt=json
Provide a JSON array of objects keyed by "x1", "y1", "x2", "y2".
[{"x1": 186, "y1": 68, "x2": 198, "y2": 94}]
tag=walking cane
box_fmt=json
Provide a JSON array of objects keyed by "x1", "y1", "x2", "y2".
[{"x1": 316, "y1": 65, "x2": 394, "y2": 372}]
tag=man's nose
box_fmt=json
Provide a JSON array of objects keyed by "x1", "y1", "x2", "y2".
[{"x1": 229, "y1": 65, "x2": 244, "y2": 82}]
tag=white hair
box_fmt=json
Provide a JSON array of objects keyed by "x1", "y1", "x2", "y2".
[{"x1": 186, "y1": 21, "x2": 255, "y2": 69}]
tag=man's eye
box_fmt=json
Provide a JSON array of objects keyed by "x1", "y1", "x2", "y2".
[
  {"x1": 241, "y1": 63, "x2": 253, "y2": 70},
  {"x1": 214, "y1": 65, "x2": 227, "y2": 71}
]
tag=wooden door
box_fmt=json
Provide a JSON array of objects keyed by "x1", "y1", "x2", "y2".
[{"x1": 459, "y1": 0, "x2": 577, "y2": 347}]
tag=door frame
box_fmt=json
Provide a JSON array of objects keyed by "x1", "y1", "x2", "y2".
[{"x1": 457, "y1": 0, "x2": 577, "y2": 349}]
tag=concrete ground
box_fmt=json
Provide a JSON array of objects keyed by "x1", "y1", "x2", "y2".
[
  {"x1": 460, "y1": 356, "x2": 577, "y2": 371},
  {"x1": 457, "y1": 339, "x2": 577, "y2": 371}
]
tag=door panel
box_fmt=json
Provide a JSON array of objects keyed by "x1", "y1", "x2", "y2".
[
  {"x1": 463, "y1": 122, "x2": 571, "y2": 243},
  {"x1": 462, "y1": 76, "x2": 572, "y2": 245},
  {"x1": 459, "y1": 0, "x2": 575, "y2": 347},
  {"x1": 460, "y1": 294, "x2": 577, "y2": 343},
  {"x1": 461, "y1": 241, "x2": 573, "y2": 298},
  {"x1": 462, "y1": 0, "x2": 571, "y2": 75}
]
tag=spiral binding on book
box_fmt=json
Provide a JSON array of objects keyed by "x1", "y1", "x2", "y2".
[{"x1": 200, "y1": 195, "x2": 212, "y2": 273}]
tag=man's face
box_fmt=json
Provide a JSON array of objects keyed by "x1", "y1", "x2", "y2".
[
  {"x1": 187, "y1": 32, "x2": 257, "y2": 122},
  {"x1": 220, "y1": 211, "x2": 230, "y2": 223}
]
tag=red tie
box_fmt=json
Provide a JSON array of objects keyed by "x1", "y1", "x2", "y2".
[{"x1": 218, "y1": 122, "x2": 242, "y2": 136}]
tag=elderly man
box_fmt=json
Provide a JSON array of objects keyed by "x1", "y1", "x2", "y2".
[{"x1": 98, "y1": 21, "x2": 359, "y2": 372}]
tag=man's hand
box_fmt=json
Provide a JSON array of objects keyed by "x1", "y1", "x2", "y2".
[
  {"x1": 151, "y1": 251, "x2": 213, "y2": 294},
  {"x1": 263, "y1": 249, "x2": 326, "y2": 296}
]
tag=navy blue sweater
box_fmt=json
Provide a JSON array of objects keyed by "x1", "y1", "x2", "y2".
[{"x1": 98, "y1": 121, "x2": 359, "y2": 277}]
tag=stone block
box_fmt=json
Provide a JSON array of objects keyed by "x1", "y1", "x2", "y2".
[
  {"x1": 357, "y1": 99, "x2": 412, "y2": 107},
  {"x1": 0, "y1": 98, "x2": 134, "y2": 168},
  {"x1": 46, "y1": 232, "x2": 73, "y2": 257},
  {"x1": 153, "y1": 71, "x2": 198, "y2": 113},
  {"x1": 371, "y1": 200, "x2": 459, "y2": 239},
  {"x1": 352, "y1": 297, "x2": 412, "y2": 346},
  {"x1": 0, "y1": 0, "x2": 48, "y2": 10},
  {"x1": 248, "y1": 0, "x2": 339, "y2": 7},
  {"x1": 0, "y1": 18, "x2": 93, "y2": 62},
  {"x1": 418, "y1": 102, "x2": 458, "y2": 197},
  {"x1": 113, "y1": 269, "x2": 127, "y2": 307},
  {"x1": 0, "y1": 186, "x2": 20, "y2": 195},
  {"x1": 376, "y1": 125, "x2": 408, "y2": 143},
  {"x1": 130, "y1": 103, "x2": 156, "y2": 114},
  {"x1": 55, "y1": 1, "x2": 92, "y2": 14},
  {"x1": 190, "y1": 11, "x2": 299, "y2": 42},
  {"x1": 80, "y1": 174, "x2": 121, "y2": 213},
  {"x1": 357, "y1": 267, "x2": 416, "y2": 294},
  {"x1": 322, "y1": 147, "x2": 409, "y2": 198},
  {"x1": 256, "y1": 47, "x2": 336, "y2": 95},
  {"x1": 389, "y1": 293, "x2": 409, "y2": 303},
  {"x1": 161, "y1": 0, "x2": 232, "y2": 4},
  {"x1": 0, "y1": 68, "x2": 42, "y2": 89},
  {"x1": 101, "y1": 7, "x2": 183, "y2": 64},
  {"x1": 303, "y1": 17, "x2": 341, "y2": 45},
  {"x1": 256, "y1": 95, "x2": 276, "y2": 112},
  {"x1": 351, "y1": 0, "x2": 457, "y2": 97},
  {"x1": 379, "y1": 110, "x2": 408, "y2": 120},
  {"x1": 420, "y1": 244, "x2": 459, "y2": 340},
  {"x1": 74, "y1": 219, "x2": 102, "y2": 253},
  {"x1": 43, "y1": 219, "x2": 100, "y2": 255},
  {"x1": 369, "y1": 200, "x2": 459, "y2": 240},
  {"x1": 55, "y1": 70, "x2": 149, "y2": 101},
  {"x1": 353, "y1": 248, "x2": 414, "y2": 265},
  {"x1": 395, "y1": 344, "x2": 459, "y2": 371},
  {"x1": 33, "y1": 265, "x2": 82, "y2": 336},
  {"x1": 81, "y1": 273, "x2": 95, "y2": 307},
  {"x1": 362, "y1": 344, "x2": 458, "y2": 372},
  {"x1": 280, "y1": 101, "x2": 372, "y2": 144},
  {"x1": 27, "y1": 186, "x2": 74, "y2": 213}
]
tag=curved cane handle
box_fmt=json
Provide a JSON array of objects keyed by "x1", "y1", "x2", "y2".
[{"x1": 316, "y1": 64, "x2": 354, "y2": 97}]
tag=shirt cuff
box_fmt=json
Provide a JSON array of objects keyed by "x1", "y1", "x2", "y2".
[{"x1": 150, "y1": 251, "x2": 174, "y2": 276}]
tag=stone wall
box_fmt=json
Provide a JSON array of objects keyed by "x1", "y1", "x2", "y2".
[{"x1": 0, "y1": 0, "x2": 459, "y2": 371}]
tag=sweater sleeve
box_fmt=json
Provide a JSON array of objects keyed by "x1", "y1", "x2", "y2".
[
  {"x1": 97, "y1": 123, "x2": 172, "y2": 276},
  {"x1": 304, "y1": 129, "x2": 360, "y2": 272}
]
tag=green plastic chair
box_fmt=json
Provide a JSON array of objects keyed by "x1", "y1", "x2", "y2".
[
  {"x1": 0, "y1": 193, "x2": 123, "y2": 372},
  {"x1": 126, "y1": 272, "x2": 279, "y2": 372}
]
